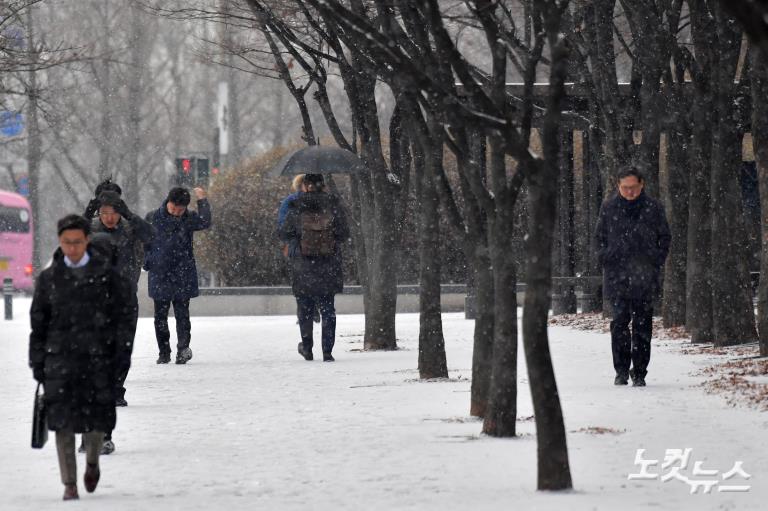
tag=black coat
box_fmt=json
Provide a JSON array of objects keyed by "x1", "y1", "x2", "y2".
[
  {"x1": 280, "y1": 192, "x2": 349, "y2": 297},
  {"x1": 595, "y1": 191, "x2": 671, "y2": 300},
  {"x1": 144, "y1": 199, "x2": 212, "y2": 301},
  {"x1": 29, "y1": 246, "x2": 134, "y2": 433},
  {"x1": 91, "y1": 214, "x2": 155, "y2": 293}
]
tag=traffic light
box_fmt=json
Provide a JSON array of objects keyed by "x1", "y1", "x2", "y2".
[
  {"x1": 174, "y1": 157, "x2": 211, "y2": 187},
  {"x1": 175, "y1": 158, "x2": 194, "y2": 187},
  {"x1": 196, "y1": 158, "x2": 210, "y2": 187}
]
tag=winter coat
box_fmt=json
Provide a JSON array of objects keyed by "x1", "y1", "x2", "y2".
[
  {"x1": 28, "y1": 245, "x2": 134, "y2": 433},
  {"x1": 280, "y1": 192, "x2": 349, "y2": 297},
  {"x1": 277, "y1": 191, "x2": 302, "y2": 229},
  {"x1": 595, "y1": 191, "x2": 671, "y2": 300},
  {"x1": 144, "y1": 199, "x2": 212, "y2": 301},
  {"x1": 91, "y1": 215, "x2": 155, "y2": 293}
]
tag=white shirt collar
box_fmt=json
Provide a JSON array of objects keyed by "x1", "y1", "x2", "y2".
[{"x1": 64, "y1": 251, "x2": 90, "y2": 268}]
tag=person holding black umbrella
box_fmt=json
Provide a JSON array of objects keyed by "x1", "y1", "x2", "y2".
[{"x1": 280, "y1": 174, "x2": 349, "y2": 361}]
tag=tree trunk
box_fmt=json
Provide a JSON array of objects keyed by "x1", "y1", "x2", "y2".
[
  {"x1": 709, "y1": 8, "x2": 758, "y2": 346},
  {"x1": 552, "y1": 129, "x2": 576, "y2": 314},
  {"x1": 124, "y1": 3, "x2": 145, "y2": 205},
  {"x1": 686, "y1": 1, "x2": 715, "y2": 342},
  {"x1": 521, "y1": 17, "x2": 572, "y2": 490},
  {"x1": 482, "y1": 136, "x2": 518, "y2": 437},
  {"x1": 753, "y1": 49, "x2": 768, "y2": 356},
  {"x1": 637, "y1": 76, "x2": 663, "y2": 198},
  {"x1": 470, "y1": 252, "x2": 494, "y2": 416},
  {"x1": 26, "y1": 5, "x2": 42, "y2": 272},
  {"x1": 662, "y1": 127, "x2": 690, "y2": 327},
  {"x1": 413, "y1": 134, "x2": 448, "y2": 379}
]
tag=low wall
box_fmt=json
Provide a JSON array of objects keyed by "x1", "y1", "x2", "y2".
[{"x1": 136, "y1": 273, "x2": 482, "y2": 317}]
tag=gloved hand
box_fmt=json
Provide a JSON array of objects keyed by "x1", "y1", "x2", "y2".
[
  {"x1": 84, "y1": 198, "x2": 100, "y2": 219},
  {"x1": 114, "y1": 199, "x2": 133, "y2": 220},
  {"x1": 33, "y1": 366, "x2": 45, "y2": 383}
]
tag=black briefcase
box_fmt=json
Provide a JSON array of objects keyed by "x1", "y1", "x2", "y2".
[{"x1": 31, "y1": 383, "x2": 48, "y2": 449}]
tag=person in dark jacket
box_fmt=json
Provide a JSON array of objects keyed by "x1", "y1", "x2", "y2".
[
  {"x1": 280, "y1": 174, "x2": 349, "y2": 362},
  {"x1": 29, "y1": 215, "x2": 134, "y2": 500},
  {"x1": 144, "y1": 186, "x2": 212, "y2": 364},
  {"x1": 596, "y1": 168, "x2": 671, "y2": 387},
  {"x1": 81, "y1": 182, "x2": 155, "y2": 454}
]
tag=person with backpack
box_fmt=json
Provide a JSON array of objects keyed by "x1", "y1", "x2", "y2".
[{"x1": 280, "y1": 173, "x2": 349, "y2": 362}]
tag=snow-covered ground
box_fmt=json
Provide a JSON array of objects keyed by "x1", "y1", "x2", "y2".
[{"x1": 1, "y1": 297, "x2": 766, "y2": 510}]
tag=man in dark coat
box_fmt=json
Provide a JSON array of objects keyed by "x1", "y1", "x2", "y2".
[
  {"x1": 144, "y1": 186, "x2": 212, "y2": 364},
  {"x1": 29, "y1": 214, "x2": 134, "y2": 500},
  {"x1": 596, "y1": 168, "x2": 671, "y2": 387},
  {"x1": 280, "y1": 174, "x2": 349, "y2": 362},
  {"x1": 81, "y1": 181, "x2": 155, "y2": 454}
]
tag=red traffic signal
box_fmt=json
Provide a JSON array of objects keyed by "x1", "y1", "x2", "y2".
[{"x1": 181, "y1": 158, "x2": 192, "y2": 174}]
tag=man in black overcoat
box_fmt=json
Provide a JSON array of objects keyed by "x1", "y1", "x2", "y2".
[
  {"x1": 596, "y1": 168, "x2": 671, "y2": 387},
  {"x1": 29, "y1": 215, "x2": 134, "y2": 500}
]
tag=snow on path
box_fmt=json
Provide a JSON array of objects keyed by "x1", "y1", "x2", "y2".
[{"x1": 1, "y1": 300, "x2": 766, "y2": 510}]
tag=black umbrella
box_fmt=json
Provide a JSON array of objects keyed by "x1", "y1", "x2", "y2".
[{"x1": 269, "y1": 146, "x2": 365, "y2": 177}]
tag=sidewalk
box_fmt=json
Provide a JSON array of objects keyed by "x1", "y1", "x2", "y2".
[{"x1": 1, "y1": 301, "x2": 765, "y2": 510}]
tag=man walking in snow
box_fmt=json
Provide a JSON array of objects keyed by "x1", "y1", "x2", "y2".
[
  {"x1": 144, "y1": 186, "x2": 212, "y2": 365},
  {"x1": 80, "y1": 179, "x2": 155, "y2": 454},
  {"x1": 596, "y1": 168, "x2": 671, "y2": 387},
  {"x1": 30, "y1": 214, "x2": 134, "y2": 500}
]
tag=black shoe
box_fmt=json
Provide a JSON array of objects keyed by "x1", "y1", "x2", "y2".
[
  {"x1": 614, "y1": 374, "x2": 628, "y2": 385},
  {"x1": 176, "y1": 348, "x2": 193, "y2": 364},
  {"x1": 633, "y1": 376, "x2": 646, "y2": 387},
  {"x1": 157, "y1": 352, "x2": 171, "y2": 364},
  {"x1": 84, "y1": 463, "x2": 100, "y2": 493},
  {"x1": 115, "y1": 397, "x2": 128, "y2": 407},
  {"x1": 298, "y1": 342, "x2": 313, "y2": 361},
  {"x1": 63, "y1": 484, "x2": 79, "y2": 501},
  {"x1": 323, "y1": 353, "x2": 335, "y2": 362}
]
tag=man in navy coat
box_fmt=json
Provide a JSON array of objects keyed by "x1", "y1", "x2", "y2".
[
  {"x1": 144, "y1": 186, "x2": 212, "y2": 364},
  {"x1": 596, "y1": 168, "x2": 671, "y2": 387}
]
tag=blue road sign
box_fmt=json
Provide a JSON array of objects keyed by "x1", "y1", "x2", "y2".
[
  {"x1": 17, "y1": 176, "x2": 29, "y2": 197},
  {"x1": 0, "y1": 112, "x2": 24, "y2": 137}
]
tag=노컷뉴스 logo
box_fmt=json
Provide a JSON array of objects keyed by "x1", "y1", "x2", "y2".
[{"x1": 628, "y1": 448, "x2": 751, "y2": 494}]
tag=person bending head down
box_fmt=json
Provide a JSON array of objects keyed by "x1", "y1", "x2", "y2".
[{"x1": 166, "y1": 187, "x2": 191, "y2": 217}]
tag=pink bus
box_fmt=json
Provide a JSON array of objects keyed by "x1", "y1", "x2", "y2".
[{"x1": 0, "y1": 189, "x2": 34, "y2": 292}]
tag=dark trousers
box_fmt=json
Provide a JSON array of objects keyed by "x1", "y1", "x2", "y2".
[
  {"x1": 154, "y1": 298, "x2": 191, "y2": 355},
  {"x1": 296, "y1": 294, "x2": 336, "y2": 355},
  {"x1": 610, "y1": 296, "x2": 653, "y2": 379},
  {"x1": 105, "y1": 297, "x2": 138, "y2": 442},
  {"x1": 116, "y1": 297, "x2": 139, "y2": 399}
]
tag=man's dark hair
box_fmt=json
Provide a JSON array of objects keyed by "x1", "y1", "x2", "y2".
[
  {"x1": 303, "y1": 173, "x2": 325, "y2": 190},
  {"x1": 57, "y1": 214, "x2": 91, "y2": 236},
  {"x1": 617, "y1": 167, "x2": 645, "y2": 183},
  {"x1": 167, "y1": 187, "x2": 191, "y2": 206},
  {"x1": 95, "y1": 178, "x2": 122, "y2": 197},
  {"x1": 98, "y1": 190, "x2": 121, "y2": 207}
]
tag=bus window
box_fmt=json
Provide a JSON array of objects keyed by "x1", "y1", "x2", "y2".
[{"x1": 0, "y1": 205, "x2": 30, "y2": 233}]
